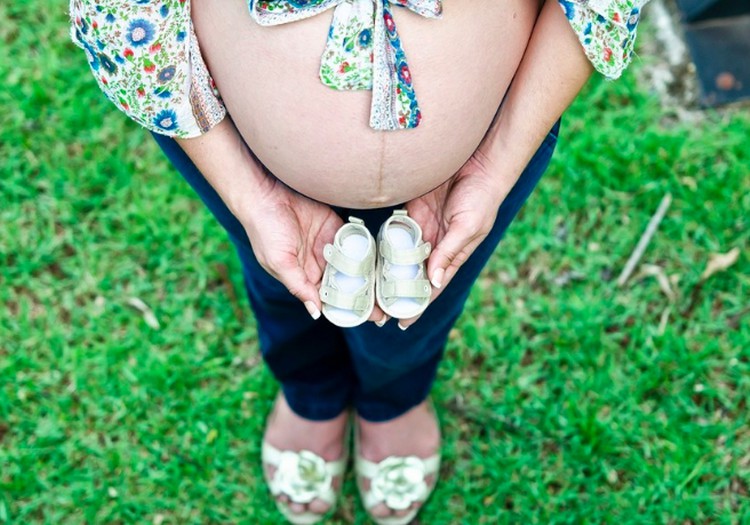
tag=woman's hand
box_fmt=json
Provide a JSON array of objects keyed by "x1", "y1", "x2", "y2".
[
  {"x1": 177, "y1": 119, "x2": 387, "y2": 324},
  {"x1": 239, "y1": 176, "x2": 387, "y2": 323},
  {"x1": 399, "y1": 0, "x2": 596, "y2": 329},
  {"x1": 400, "y1": 149, "x2": 508, "y2": 329}
]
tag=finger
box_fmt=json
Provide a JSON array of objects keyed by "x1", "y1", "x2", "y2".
[
  {"x1": 366, "y1": 303, "x2": 389, "y2": 326},
  {"x1": 399, "y1": 241, "x2": 480, "y2": 331},
  {"x1": 275, "y1": 262, "x2": 323, "y2": 320},
  {"x1": 437, "y1": 253, "x2": 470, "y2": 292},
  {"x1": 395, "y1": 278, "x2": 454, "y2": 332},
  {"x1": 427, "y1": 221, "x2": 475, "y2": 289}
]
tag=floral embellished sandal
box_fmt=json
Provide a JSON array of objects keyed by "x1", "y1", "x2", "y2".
[
  {"x1": 319, "y1": 216, "x2": 376, "y2": 327},
  {"x1": 376, "y1": 210, "x2": 433, "y2": 320},
  {"x1": 354, "y1": 416, "x2": 441, "y2": 525},
  {"x1": 262, "y1": 426, "x2": 351, "y2": 525}
]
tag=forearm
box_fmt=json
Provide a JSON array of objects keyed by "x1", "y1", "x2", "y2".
[
  {"x1": 478, "y1": 0, "x2": 594, "y2": 193},
  {"x1": 175, "y1": 117, "x2": 270, "y2": 217}
]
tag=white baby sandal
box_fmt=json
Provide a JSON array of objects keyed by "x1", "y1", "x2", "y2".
[
  {"x1": 262, "y1": 428, "x2": 350, "y2": 524},
  {"x1": 319, "y1": 216, "x2": 377, "y2": 328},
  {"x1": 376, "y1": 210, "x2": 432, "y2": 320}
]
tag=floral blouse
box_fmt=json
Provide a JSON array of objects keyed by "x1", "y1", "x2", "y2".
[{"x1": 69, "y1": 0, "x2": 649, "y2": 138}]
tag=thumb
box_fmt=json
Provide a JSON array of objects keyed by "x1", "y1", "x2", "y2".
[
  {"x1": 428, "y1": 222, "x2": 472, "y2": 289},
  {"x1": 276, "y1": 263, "x2": 322, "y2": 320}
]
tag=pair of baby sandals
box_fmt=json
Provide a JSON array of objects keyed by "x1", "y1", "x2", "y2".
[{"x1": 319, "y1": 210, "x2": 433, "y2": 327}]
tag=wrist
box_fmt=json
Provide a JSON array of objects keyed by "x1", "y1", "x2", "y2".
[
  {"x1": 224, "y1": 147, "x2": 273, "y2": 218},
  {"x1": 473, "y1": 134, "x2": 522, "y2": 203},
  {"x1": 477, "y1": 102, "x2": 536, "y2": 181}
]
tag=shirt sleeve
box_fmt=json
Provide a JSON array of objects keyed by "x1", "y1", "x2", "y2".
[
  {"x1": 68, "y1": 0, "x2": 226, "y2": 138},
  {"x1": 557, "y1": 0, "x2": 649, "y2": 80}
]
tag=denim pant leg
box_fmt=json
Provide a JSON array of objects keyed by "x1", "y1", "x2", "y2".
[
  {"x1": 150, "y1": 116, "x2": 559, "y2": 424},
  {"x1": 150, "y1": 133, "x2": 355, "y2": 421},
  {"x1": 345, "y1": 120, "x2": 561, "y2": 422}
]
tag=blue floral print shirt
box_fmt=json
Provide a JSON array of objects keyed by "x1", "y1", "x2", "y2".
[{"x1": 69, "y1": 0, "x2": 649, "y2": 138}]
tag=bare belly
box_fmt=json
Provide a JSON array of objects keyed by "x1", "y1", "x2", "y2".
[{"x1": 192, "y1": 0, "x2": 540, "y2": 208}]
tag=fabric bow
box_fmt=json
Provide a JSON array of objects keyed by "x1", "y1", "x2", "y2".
[{"x1": 249, "y1": 0, "x2": 443, "y2": 130}]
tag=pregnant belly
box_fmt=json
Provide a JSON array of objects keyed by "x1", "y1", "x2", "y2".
[{"x1": 191, "y1": 0, "x2": 540, "y2": 208}]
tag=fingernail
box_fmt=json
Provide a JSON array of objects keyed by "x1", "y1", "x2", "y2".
[
  {"x1": 398, "y1": 322, "x2": 408, "y2": 331},
  {"x1": 376, "y1": 315, "x2": 389, "y2": 327},
  {"x1": 431, "y1": 268, "x2": 444, "y2": 289},
  {"x1": 304, "y1": 301, "x2": 321, "y2": 320}
]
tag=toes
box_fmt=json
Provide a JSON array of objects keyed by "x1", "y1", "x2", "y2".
[
  {"x1": 370, "y1": 503, "x2": 391, "y2": 518},
  {"x1": 277, "y1": 494, "x2": 333, "y2": 516},
  {"x1": 272, "y1": 473, "x2": 342, "y2": 518},
  {"x1": 363, "y1": 475, "x2": 425, "y2": 519},
  {"x1": 308, "y1": 498, "x2": 331, "y2": 514},
  {"x1": 277, "y1": 495, "x2": 330, "y2": 517},
  {"x1": 289, "y1": 502, "x2": 306, "y2": 514}
]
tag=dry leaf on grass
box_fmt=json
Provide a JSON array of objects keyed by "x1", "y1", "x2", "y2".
[
  {"x1": 637, "y1": 264, "x2": 676, "y2": 301},
  {"x1": 682, "y1": 247, "x2": 742, "y2": 319},
  {"x1": 700, "y1": 248, "x2": 740, "y2": 282},
  {"x1": 126, "y1": 297, "x2": 160, "y2": 329}
]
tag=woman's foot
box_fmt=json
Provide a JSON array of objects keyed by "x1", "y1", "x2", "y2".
[
  {"x1": 263, "y1": 394, "x2": 349, "y2": 520},
  {"x1": 356, "y1": 401, "x2": 441, "y2": 521}
]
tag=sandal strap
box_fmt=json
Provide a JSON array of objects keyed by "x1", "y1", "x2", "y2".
[
  {"x1": 379, "y1": 279, "x2": 432, "y2": 299},
  {"x1": 263, "y1": 442, "x2": 348, "y2": 476},
  {"x1": 319, "y1": 284, "x2": 372, "y2": 312},
  {"x1": 356, "y1": 454, "x2": 440, "y2": 479},
  {"x1": 379, "y1": 241, "x2": 431, "y2": 266},
  {"x1": 324, "y1": 243, "x2": 374, "y2": 276}
]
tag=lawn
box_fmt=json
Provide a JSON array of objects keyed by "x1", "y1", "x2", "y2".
[{"x1": 1, "y1": 1, "x2": 749, "y2": 524}]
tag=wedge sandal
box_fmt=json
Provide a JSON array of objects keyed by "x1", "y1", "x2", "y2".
[
  {"x1": 354, "y1": 413, "x2": 441, "y2": 525},
  {"x1": 263, "y1": 442, "x2": 348, "y2": 524},
  {"x1": 375, "y1": 210, "x2": 432, "y2": 320},
  {"x1": 319, "y1": 216, "x2": 376, "y2": 327},
  {"x1": 262, "y1": 405, "x2": 351, "y2": 525}
]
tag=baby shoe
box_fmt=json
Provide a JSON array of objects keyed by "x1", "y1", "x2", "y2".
[
  {"x1": 319, "y1": 217, "x2": 376, "y2": 327},
  {"x1": 375, "y1": 210, "x2": 432, "y2": 319}
]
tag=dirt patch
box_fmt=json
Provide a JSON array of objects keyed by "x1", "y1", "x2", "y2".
[{"x1": 637, "y1": 0, "x2": 750, "y2": 122}]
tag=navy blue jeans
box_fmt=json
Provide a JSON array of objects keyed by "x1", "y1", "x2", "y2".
[{"x1": 151, "y1": 118, "x2": 559, "y2": 422}]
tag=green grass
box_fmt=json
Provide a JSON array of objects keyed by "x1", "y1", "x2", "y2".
[{"x1": 2, "y1": 2, "x2": 749, "y2": 524}]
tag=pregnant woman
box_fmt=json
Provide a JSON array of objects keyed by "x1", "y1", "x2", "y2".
[{"x1": 70, "y1": 0, "x2": 647, "y2": 522}]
